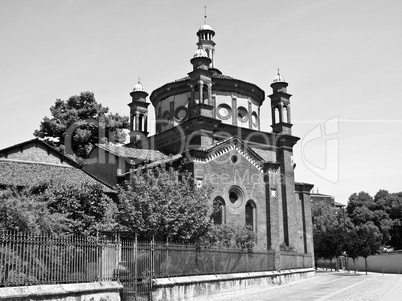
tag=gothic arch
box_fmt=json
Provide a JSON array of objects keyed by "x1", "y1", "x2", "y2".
[
  {"x1": 212, "y1": 197, "x2": 225, "y2": 225},
  {"x1": 245, "y1": 200, "x2": 256, "y2": 232}
]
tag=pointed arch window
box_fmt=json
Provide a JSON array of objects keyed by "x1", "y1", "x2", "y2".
[
  {"x1": 245, "y1": 200, "x2": 256, "y2": 231},
  {"x1": 212, "y1": 197, "x2": 225, "y2": 225}
]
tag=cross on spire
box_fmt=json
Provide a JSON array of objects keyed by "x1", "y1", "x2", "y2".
[{"x1": 204, "y1": 5, "x2": 207, "y2": 24}]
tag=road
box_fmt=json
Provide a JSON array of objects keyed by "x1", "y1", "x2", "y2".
[{"x1": 209, "y1": 270, "x2": 402, "y2": 301}]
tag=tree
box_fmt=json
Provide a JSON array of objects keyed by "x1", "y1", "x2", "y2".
[
  {"x1": 0, "y1": 186, "x2": 70, "y2": 234},
  {"x1": 44, "y1": 181, "x2": 117, "y2": 236},
  {"x1": 347, "y1": 191, "x2": 393, "y2": 246},
  {"x1": 374, "y1": 190, "x2": 402, "y2": 250},
  {"x1": 357, "y1": 222, "x2": 382, "y2": 275},
  {"x1": 34, "y1": 91, "x2": 129, "y2": 159},
  {"x1": 344, "y1": 221, "x2": 382, "y2": 274},
  {"x1": 312, "y1": 201, "x2": 343, "y2": 232},
  {"x1": 201, "y1": 224, "x2": 257, "y2": 250},
  {"x1": 311, "y1": 201, "x2": 346, "y2": 270},
  {"x1": 116, "y1": 164, "x2": 213, "y2": 244},
  {"x1": 0, "y1": 182, "x2": 117, "y2": 236}
]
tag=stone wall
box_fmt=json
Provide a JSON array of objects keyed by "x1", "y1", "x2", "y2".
[
  {"x1": 152, "y1": 268, "x2": 315, "y2": 301},
  {"x1": 0, "y1": 281, "x2": 122, "y2": 301},
  {"x1": 347, "y1": 253, "x2": 402, "y2": 274}
]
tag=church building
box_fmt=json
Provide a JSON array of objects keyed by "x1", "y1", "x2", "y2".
[{"x1": 83, "y1": 20, "x2": 314, "y2": 255}]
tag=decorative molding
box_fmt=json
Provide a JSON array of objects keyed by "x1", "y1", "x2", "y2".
[{"x1": 193, "y1": 143, "x2": 264, "y2": 172}]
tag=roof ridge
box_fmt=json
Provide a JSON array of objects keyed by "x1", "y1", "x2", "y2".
[{"x1": 0, "y1": 158, "x2": 74, "y2": 168}]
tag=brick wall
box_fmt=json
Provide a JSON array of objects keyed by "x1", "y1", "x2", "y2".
[
  {"x1": 194, "y1": 149, "x2": 268, "y2": 250},
  {"x1": 0, "y1": 142, "x2": 69, "y2": 165}
]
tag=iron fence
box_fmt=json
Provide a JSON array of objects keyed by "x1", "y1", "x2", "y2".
[
  {"x1": 0, "y1": 232, "x2": 312, "y2": 300},
  {"x1": 153, "y1": 243, "x2": 276, "y2": 277},
  {"x1": 0, "y1": 231, "x2": 115, "y2": 286}
]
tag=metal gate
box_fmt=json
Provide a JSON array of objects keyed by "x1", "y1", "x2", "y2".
[{"x1": 116, "y1": 236, "x2": 154, "y2": 301}]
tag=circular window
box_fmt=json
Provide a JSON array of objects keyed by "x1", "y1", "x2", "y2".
[
  {"x1": 174, "y1": 106, "x2": 188, "y2": 121},
  {"x1": 231, "y1": 155, "x2": 238, "y2": 164},
  {"x1": 216, "y1": 104, "x2": 232, "y2": 120},
  {"x1": 251, "y1": 112, "x2": 258, "y2": 127},
  {"x1": 228, "y1": 186, "x2": 244, "y2": 208},
  {"x1": 229, "y1": 192, "x2": 238, "y2": 203},
  {"x1": 237, "y1": 106, "x2": 248, "y2": 123},
  {"x1": 161, "y1": 111, "x2": 170, "y2": 126}
]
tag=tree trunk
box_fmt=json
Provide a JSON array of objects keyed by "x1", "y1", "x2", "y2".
[
  {"x1": 365, "y1": 257, "x2": 368, "y2": 275},
  {"x1": 335, "y1": 256, "x2": 339, "y2": 271},
  {"x1": 353, "y1": 258, "x2": 356, "y2": 273}
]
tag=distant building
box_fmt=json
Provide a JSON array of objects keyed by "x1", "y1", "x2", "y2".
[{"x1": 310, "y1": 192, "x2": 345, "y2": 209}]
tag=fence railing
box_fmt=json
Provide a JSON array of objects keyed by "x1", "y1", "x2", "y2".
[
  {"x1": 0, "y1": 232, "x2": 115, "y2": 287},
  {"x1": 0, "y1": 231, "x2": 311, "y2": 289}
]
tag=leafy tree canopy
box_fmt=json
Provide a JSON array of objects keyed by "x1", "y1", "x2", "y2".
[
  {"x1": 43, "y1": 181, "x2": 117, "y2": 236},
  {"x1": 347, "y1": 191, "x2": 401, "y2": 247},
  {"x1": 34, "y1": 92, "x2": 129, "y2": 159},
  {"x1": 374, "y1": 190, "x2": 402, "y2": 249},
  {"x1": 312, "y1": 201, "x2": 344, "y2": 232},
  {"x1": 312, "y1": 201, "x2": 346, "y2": 265},
  {"x1": 0, "y1": 182, "x2": 117, "y2": 236},
  {"x1": 0, "y1": 187, "x2": 70, "y2": 234},
  {"x1": 116, "y1": 164, "x2": 213, "y2": 244},
  {"x1": 201, "y1": 224, "x2": 257, "y2": 250}
]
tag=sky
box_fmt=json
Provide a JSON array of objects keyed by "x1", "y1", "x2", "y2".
[{"x1": 1, "y1": 0, "x2": 401, "y2": 205}]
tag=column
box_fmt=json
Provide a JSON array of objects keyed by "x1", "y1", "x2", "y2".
[
  {"x1": 207, "y1": 83, "x2": 212, "y2": 105},
  {"x1": 135, "y1": 112, "x2": 139, "y2": 131},
  {"x1": 199, "y1": 80, "x2": 204, "y2": 104}
]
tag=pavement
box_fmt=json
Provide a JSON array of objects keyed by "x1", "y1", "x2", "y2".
[{"x1": 210, "y1": 270, "x2": 402, "y2": 301}]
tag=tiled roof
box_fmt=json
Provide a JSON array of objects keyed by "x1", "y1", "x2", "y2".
[
  {"x1": 169, "y1": 73, "x2": 237, "y2": 85},
  {"x1": 0, "y1": 159, "x2": 113, "y2": 192},
  {"x1": 139, "y1": 153, "x2": 183, "y2": 169},
  {"x1": 97, "y1": 144, "x2": 168, "y2": 161},
  {"x1": 250, "y1": 148, "x2": 274, "y2": 162},
  {"x1": 195, "y1": 137, "x2": 234, "y2": 152},
  {"x1": 311, "y1": 193, "x2": 334, "y2": 198},
  {"x1": 172, "y1": 76, "x2": 190, "y2": 83}
]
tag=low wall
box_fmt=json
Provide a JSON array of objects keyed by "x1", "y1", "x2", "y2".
[
  {"x1": 347, "y1": 253, "x2": 402, "y2": 274},
  {"x1": 152, "y1": 268, "x2": 315, "y2": 301},
  {"x1": 0, "y1": 281, "x2": 123, "y2": 301}
]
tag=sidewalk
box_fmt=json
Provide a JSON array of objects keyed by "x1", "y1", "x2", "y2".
[{"x1": 208, "y1": 270, "x2": 402, "y2": 301}]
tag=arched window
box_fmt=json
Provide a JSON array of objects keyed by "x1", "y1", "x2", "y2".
[
  {"x1": 212, "y1": 197, "x2": 225, "y2": 225},
  {"x1": 138, "y1": 114, "x2": 144, "y2": 131},
  {"x1": 245, "y1": 200, "x2": 256, "y2": 231},
  {"x1": 282, "y1": 106, "x2": 288, "y2": 123},
  {"x1": 274, "y1": 107, "x2": 280, "y2": 124}
]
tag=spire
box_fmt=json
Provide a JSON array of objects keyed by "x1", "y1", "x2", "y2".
[
  {"x1": 132, "y1": 77, "x2": 146, "y2": 93},
  {"x1": 196, "y1": 10, "x2": 216, "y2": 68},
  {"x1": 273, "y1": 68, "x2": 285, "y2": 83}
]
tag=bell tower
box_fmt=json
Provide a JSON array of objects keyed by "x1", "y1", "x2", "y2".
[
  {"x1": 128, "y1": 79, "x2": 150, "y2": 144},
  {"x1": 196, "y1": 8, "x2": 216, "y2": 68},
  {"x1": 269, "y1": 70, "x2": 293, "y2": 134}
]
